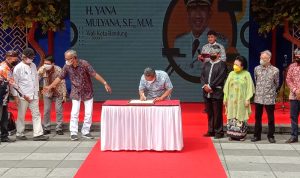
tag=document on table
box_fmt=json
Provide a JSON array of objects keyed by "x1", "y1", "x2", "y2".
[{"x1": 129, "y1": 99, "x2": 155, "y2": 104}]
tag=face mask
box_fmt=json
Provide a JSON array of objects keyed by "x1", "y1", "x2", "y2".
[
  {"x1": 11, "y1": 61, "x2": 18, "y2": 67},
  {"x1": 44, "y1": 64, "x2": 53, "y2": 70},
  {"x1": 66, "y1": 60, "x2": 72, "y2": 66},
  {"x1": 260, "y1": 59, "x2": 266, "y2": 66},
  {"x1": 295, "y1": 57, "x2": 300, "y2": 63},
  {"x1": 25, "y1": 58, "x2": 33, "y2": 64},
  {"x1": 210, "y1": 55, "x2": 217, "y2": 61},
  {"x1": 147, "y1": 79, "x2": 155, "y2": 84},
  {"x1": 233, "y1": 64, "x2": 242, "y2": 73}
]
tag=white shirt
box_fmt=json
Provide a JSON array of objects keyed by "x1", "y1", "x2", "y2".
[{"x1": 12, "y1": 61, "x2": 39, "y2": 100}]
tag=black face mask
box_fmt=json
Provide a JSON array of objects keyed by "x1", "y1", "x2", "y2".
[
  {"x1": 210, "y1": 55, "x2": 217, "y2": 60},
  {"x1": 11, "y1": 61, "x2": 19, "y2": 67}
]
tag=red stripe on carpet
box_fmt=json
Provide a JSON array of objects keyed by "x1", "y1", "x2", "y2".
[
  {"x1": 8, "y1": 102, "x2": 291, "y2": 125},
  {"x1": 74, "y1": 103, "x2": 227, "y2": 178}
]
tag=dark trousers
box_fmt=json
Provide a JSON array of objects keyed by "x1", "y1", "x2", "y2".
[
  {"x1": 254, "y1": 103, "x2": 275, "y2": 139},
  {"x1": 290, "y1": 100, "x2": 300, "y2": 139},
  {"x1": 0, "y1": 105, "x2": 9, "y2": 139},
  {"x1": 204, "y1": 97, "x2": 223, "y2": 135}
]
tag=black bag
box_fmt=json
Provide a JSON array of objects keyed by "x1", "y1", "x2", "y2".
[{"x1": 7, "y1": 112, "x2": 16, "y2": 136}]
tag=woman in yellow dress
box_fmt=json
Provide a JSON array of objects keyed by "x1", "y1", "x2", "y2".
[{"x1": 223, "y1": 56, "x2": 255, "y2": 141}]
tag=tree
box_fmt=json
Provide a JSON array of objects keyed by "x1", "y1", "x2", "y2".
[
  {"x1": 251, "y1": 0, "x2": 300, "y2": 47},
  {"x1": 0, "y1": 0, "x2": 69, "y2": 65}
]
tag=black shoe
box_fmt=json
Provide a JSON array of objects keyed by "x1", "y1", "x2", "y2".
[
  {"x1": 70, "y1": 135, "x2": 79, "y2": 141},
  {"x1": 251, "y1": 136, "x2": 261, "y2": 142},
  {"x1": 16, "y1": 135, "x2": 28, "y2": 140},
  {"x1": 1, "y1": 137, "x2": 16, "y2": 142},
  {"x1": 203, "y1": 132, "x2": 215, "y2": 137},
  {"x1": 56, "y1": 130, "x2": 64, "y2": 135},
  {"x1": 285, "y1": 137, "x2": 298, "y2": 143},
  {"x1": 82, "y1": 133, "x2": 94, "y2": 139},
  {"x1": 43, "y1": 130, "x2": 51, "y2": 135},
  {"x1": 268, "y1": 137, "x2": 276, "y2": 143},
  {"x1": 33, "y1": 135, "x2": 49, "y2": 141},
  {"x1": 214, "y1": 134, "x2": 224, "y2": 139}
]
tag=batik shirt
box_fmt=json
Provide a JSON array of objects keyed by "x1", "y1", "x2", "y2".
[
  {"x1": 254, "y1": 65, "x2": 279, "y2": 105},
  {"x1": 139, "y1": 70, "x2": 173, "y2": 99},
  {"x1": 286, "y1": 62, "x2": 300, "y2": 100},
  {"x1": 201, "y1": 42, "x2": 226, "y2": 62},
  {"x1": 0, "y1": 61, "x2": 13, "y2": 105},
  {"x1": 59, "y1": 59, "x2": 96, "y2": 101},
  {"x1": 38, "y1": 65, "x2": 67, "y2": 98}
]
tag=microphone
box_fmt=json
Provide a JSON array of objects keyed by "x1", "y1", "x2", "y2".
[{"x1": 283, "y1": 54, "x2": 288, "y2": 68}]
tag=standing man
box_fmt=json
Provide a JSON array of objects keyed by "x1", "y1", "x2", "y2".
[
  {"x1": 12, "y1": 48, "x2": 49, "y2": 141},
  {"x1": 0, "y1": 50, "x2": 19, "y2": 142},
  {"x1": 251, "y1": 50, "x2": 279, "y2": 143},
  {"x1": 139, "y1": 67, "x2": 173, "y2": 101},
  {"x1": 199, "y1": 30, "x2": 226, "y2": 63},
  {"x1": 286, "y1": 48, "x2": 300, "y2": 143},
  {"x1": 38, "y1": 55, "x2": 67, "y2": 135},
  {"x1": 43, "y1": 49, "x2": 112, "y2": 141},
  {"x1": 200, "y1": 45, "x2": 227, "y2": 138}
]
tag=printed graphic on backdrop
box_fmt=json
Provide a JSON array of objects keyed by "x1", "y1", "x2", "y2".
[
  {"x1": 0, "y1": 20, "x2": 26, "y2": 61},
  {"x1": 70, "y1": 0, "x2": 249, "y2": 101},
  {"x1": 162, "y1": 0, "x2": 249, "y2": 83}
]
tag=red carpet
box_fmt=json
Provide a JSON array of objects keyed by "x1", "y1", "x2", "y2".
[
  {"x1": 8, "y1": 101, "x2": 291, "y2": 124},
  {"x1": 74, "y1": 103, "x2": 227, "y2": 178}
]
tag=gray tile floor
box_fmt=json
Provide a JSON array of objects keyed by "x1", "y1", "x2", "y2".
[
  {"x1": 0, "y1": 131, "x2": 299, "y2": 178},
  {"x1": 213, "y1": 134, "x2": 300, "y2": 178},
  {"x1": 0, "y1": 131, "x2": 98, "y2": 178}
]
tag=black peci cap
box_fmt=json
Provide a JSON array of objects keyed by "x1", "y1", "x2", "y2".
[{"x1": 22, "y1": 48, "x2": 35, "y2": 59}]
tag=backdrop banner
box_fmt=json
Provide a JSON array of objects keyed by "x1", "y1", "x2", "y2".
[{"x1": 70, "y1": 0, "x2": 249, "y2": 101}]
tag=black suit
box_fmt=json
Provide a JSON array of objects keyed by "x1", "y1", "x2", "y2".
[{"x1": 201, "y1": 60, "x2": 227, "y2": 135}]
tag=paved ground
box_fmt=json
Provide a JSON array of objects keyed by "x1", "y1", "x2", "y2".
[
  {"x1": 0, "y1": 131, "x2": 299, "y2": 178},
  {"x1": 214, "y1": 134, "x2": 300, "y2": 178},
  {"x1": 0, "y1": 131, "x2": 98, "y2": 178}
]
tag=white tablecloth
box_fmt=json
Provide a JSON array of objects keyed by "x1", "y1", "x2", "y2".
[{"x1": 101, "y1": 105, "x2": 183, "y2": 151}]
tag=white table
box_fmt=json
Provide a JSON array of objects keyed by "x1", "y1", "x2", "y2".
[{"x1": 100, "y1": 100, "x2": 183, "y2": 151}]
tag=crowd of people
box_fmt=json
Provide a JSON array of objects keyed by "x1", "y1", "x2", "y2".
[
  {"x1": 0, "y1": 46, "x2": 299, "y2": 144},
  {"x1": 0, "y1": 48, "x2": 112, "y2": 142},
  {"x1": 0, "y1": 33, "x2": 299, "y2": 144},
  {"x1": 199, "y1": 31, "x2": 300, "y2": 143}
]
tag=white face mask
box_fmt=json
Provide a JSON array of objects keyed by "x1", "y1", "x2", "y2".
[
  {"x1": 65, "y1": 60, "x2": 72, "y2": 66},
  {"x1": 25, "y1": 58, "x2": 33, "y2": 64},
  {"x1": 44, "y1": 64, "x2": 53, "y2": 70},
  {"x1": 260, "y1": 59, "x2": 269, "y2": 66},
  {"x1": 147, "y1": 79, "x2": 155, "y2": 84}
]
